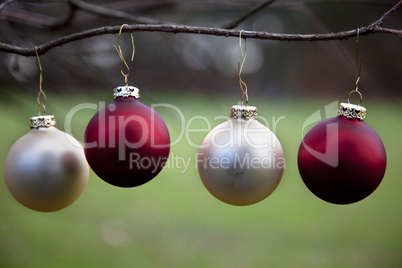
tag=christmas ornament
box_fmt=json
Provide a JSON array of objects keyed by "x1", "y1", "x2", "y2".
[
  {"x1": 4, "y1": 116, "x2": 90, "y2": 212},
  {"x1": 297, "y1": 30, "x2": 386, "y2": 204},
  {"x1": 297, "y1": 101, "x2": 386, "y2": 204},
  {"x1": 197, "y1": 31, "x2": 284, "y2": 206},
  {"x1": 198, "y1": 105, "x2": 285, "y2": 206},
  {"x1": 3, "y1": 47, "x2": 89, "y2": 212},
  {"x1": 84, "y1": 86, "x2": 170, "y2": 187},
  {"x1": 84, "y1": 25, "x2": 170, "y2": 188}
]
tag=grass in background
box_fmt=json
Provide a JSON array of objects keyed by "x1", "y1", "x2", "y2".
[{"x1": 0, "y1": 92, "x2": 401, "y2": 268}]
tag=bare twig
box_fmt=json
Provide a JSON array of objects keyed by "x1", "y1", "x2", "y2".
[
  {"x1": 0, "y1": 0, "x2": 400, "y2": 57},
  {"x1": 377, "y1": 27, "x2": 402, "y2": 36},
  {"x1": 0, "y1": 23, "x2": 401, "y2": 57},
  {"x1": 370, "y1": 0, "x2": 402, "y2": 27},
  {"x1": 222, "y1": 0, "x2": 277, "y2": 29}
]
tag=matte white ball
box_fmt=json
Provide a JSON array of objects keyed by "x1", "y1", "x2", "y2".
[
  {"x1": 4, "y1": 122, "x2": 89, "y2": 212},
  {"x1": 197, "y1": 106, "x2": 285, "y2": 206}
]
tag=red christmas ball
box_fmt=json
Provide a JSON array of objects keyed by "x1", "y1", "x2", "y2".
[
  {"x1": 84, "y1": 86, "x2": 170, "y2": 187},
  {"x1": 297, "y1": 103, "x2": 386, "y2": 204}
]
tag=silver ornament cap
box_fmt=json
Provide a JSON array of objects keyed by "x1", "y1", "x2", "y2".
[
  {"x1": 338, "y1": 103, "x2": 366, "y2": 120},
  {"x1": 230, "y1": 105, "x2": 258, "y2": 120},
  {"x1": 30, "y1": 115, "x2": 57, "y2": 128},
  {"x1": 113, "y1": 86, "x2": 140, "y2": 99}
]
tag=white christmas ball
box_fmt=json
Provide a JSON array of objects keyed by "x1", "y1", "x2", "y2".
[
  {"x1": 4, "y1": 116, "x2": 89, "y2": 212},
  {"x1": 197, "y1": 105, "x2": 285, "y2": 206}
]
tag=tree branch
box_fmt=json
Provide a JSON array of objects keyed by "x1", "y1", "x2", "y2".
[
  {"x1": 376, "y1": 26, "x2": 402, "y2": 36},
  {"x1": 0, "y1": 1, "x2": 400, "y2": 57},
  {"x1": 222, "y1": 0, "x2": 277, "y2": 29},
  {"x1": 370, "y1": 0, "x2": 402, "y2": 27}
]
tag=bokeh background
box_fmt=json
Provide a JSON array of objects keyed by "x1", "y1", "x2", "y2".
[{"x1": 0, "y1": 1, "x2": 401, "y2": 267}]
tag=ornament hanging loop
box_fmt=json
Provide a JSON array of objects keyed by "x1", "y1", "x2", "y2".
[
  {"x1": 348, "y1": 28, "x2": 363, "y2": 106},
  {"x1": 35, "y1": 46, "x2": 46, "y2": 116},
  {"x1": 238, "y1": 30, "x2": 248, "y2": 107},
  {"x1": 347, "y1": 90, "x2": 363, "y2": 106},
  {"x1": 114, "y1": 24, "x2": 135, "y2": 86}
]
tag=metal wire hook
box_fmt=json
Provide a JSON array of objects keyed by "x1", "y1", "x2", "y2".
[
  {"x1": 238, "y1": 30, "x2": 248, "y2": 106},
  {"x1": 354, "y1": 28, "x2": 362, "y2": 93},
  {"x1": 114, "y1": 24, "x2": 135, "y2": 86},
  {"x1": 347, "y1": 90, "x2": 363, "y2": 106},
  {"x1": 348, "y1": 28, "x2": 363, "y2": 106},
  {"x1": 35, "y1": 46, "x2": 46, "y2": 116}
]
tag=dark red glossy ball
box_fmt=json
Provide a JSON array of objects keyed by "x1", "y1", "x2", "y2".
[
  {"x1": 84, "y1": 97, "x2": 170, "y2": 187},
  {"x1": 298, "y1": 116, "x2": 386, "y2": 204}
]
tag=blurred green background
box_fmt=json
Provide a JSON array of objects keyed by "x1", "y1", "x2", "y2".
[
  {"x1": 1, "y1": 0, "x2": 401, "y2": 267},
  {"x1": 0, "y1": 92, "x2": 401, "y2": 268}
]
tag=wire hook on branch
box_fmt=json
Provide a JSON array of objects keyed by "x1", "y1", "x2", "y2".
[
  {"x1": 348, "y1": 28, "x2": 363, "y2": 106},
  {"x1": 35, "y1": 46, "x2": 46, "y2": 116},
  {"x1": 114, "y1": 24, "x2": 135, "y2": 86},
  {"x1": 238, "y1": 30, "x2": 248, "y2": 107}
]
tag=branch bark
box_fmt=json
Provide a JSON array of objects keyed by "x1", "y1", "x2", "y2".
[
  {"x1": 370, "y1": 0, "x2": 402, "y2": 27},
  {"x1": 0, "y1": 0, "x2": 401, "y2": 57}
]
